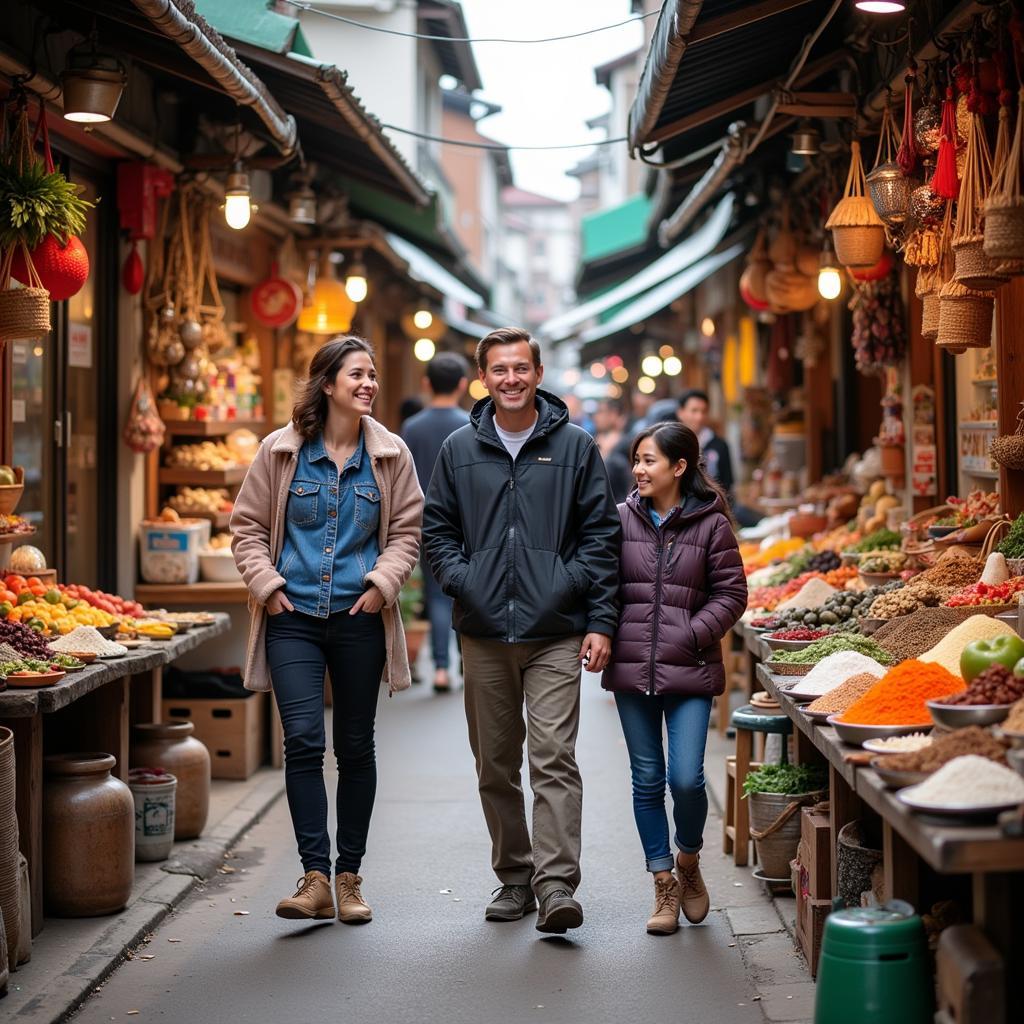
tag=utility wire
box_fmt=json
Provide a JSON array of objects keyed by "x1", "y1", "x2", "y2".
[
  {"x1": 380, "y1": 124, "x2": 626, "y2": 150},
  {"x1": 281, "y1": 0, "x2": 657, "y2": 44}
]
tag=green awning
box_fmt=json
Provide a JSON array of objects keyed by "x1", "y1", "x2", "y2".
[
  {"x1": 580, "y1": 193, "x2": 653, "y2": 264},
  {"x1": 196, "y1": 0, "x2": 312, "y2": 57}
]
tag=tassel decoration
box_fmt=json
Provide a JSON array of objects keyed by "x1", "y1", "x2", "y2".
[
  {"x1": 897, "y1": 62, "x2": 918, "y2": 175},
  {"x1": 931, "y1": 86, "x2": 961, "y2": 199}
]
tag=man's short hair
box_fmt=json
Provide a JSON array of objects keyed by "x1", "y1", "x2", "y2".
[
  {"x1": 599, "y1": 397, "x2": 627, "y2": 418},
  {"x1": 426, "y1": 352, "x2": 469, "y2": 395},
  {"x1": 476, "y1": 326, "x2": 542, "y2": 372},
  {"x1": 678, "y1": 388, "x2": 710, "y2": 409}
]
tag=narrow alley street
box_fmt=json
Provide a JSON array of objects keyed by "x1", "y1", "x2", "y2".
[{"x1": 69, "y1": 676, "x2": 805, "y2": 1024}]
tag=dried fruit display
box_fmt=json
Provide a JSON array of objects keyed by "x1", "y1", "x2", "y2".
[{"x1": 848, "y1": 269, "x2": 907, "y2": 374}]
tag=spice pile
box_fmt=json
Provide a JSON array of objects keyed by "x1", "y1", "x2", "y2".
[
  {"x1": 868, "y1": 582, "x2": 942, "y2": 619},
  {"x1": 792, "y1": 652, "x2": 887, "y2": 696},
  {"x1": 919, "y1": 616, "x2": 1018, "y2": 676},
  {"x1": 837, "y1": 660, "x2": 965, "y2": 725},
  {"x1": 776, "y1": 578, "x2": 837, "y2": 611},
  {"x1": 847, "y1": 529, "x2": 901, "y2": 553},
  {"x1": 997, "y1": 513, "x2": 1024, "y2": 559},
  {"x1": 48, "y1": 626, "x2": 128, "y2": 657},
  {"x1": 806, "y1": 672, "x2": 881, "y2": 715},
  {"x1": 905, "y1": 755, "x2": 1024, "y2": 807},
  {"x1": 866, "y1": 733, "x2": 932, "y2": 753},
  {"x1": 879, "y1": 727, "x2": 1006, "y2": 773},
  {"x1": 773, "y1": 634, "x2": 892, "y2": 666},
  {"x1": 945, "y1": 578, "x2": 1024, "y2": 607},
  {"x1": 936, "y1": 664, "x2": 1024, "y2": 706},
  {"x1": 912, "y1": 555, "x2": 982, "y2": 593},
  {"x1": 873, "y1": 607, "x2": 995, "y2": 663},
  {"x1": 1004, "y1": 699, "x2": 1024, "y2": 732}
]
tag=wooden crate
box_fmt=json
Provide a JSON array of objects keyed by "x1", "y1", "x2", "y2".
[
  {"x1": 162, "y1": 692, "x2": 267, "y2": 780},
  {"x1": 800, "y1": 805, "x2": 832, "y2": 901}
]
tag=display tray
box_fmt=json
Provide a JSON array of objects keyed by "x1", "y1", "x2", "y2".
[
  {"x1": 926, "y1": 700, "x2": 1011, "y2": 730},
  {"x1": 798, "y1": 705, "x2": 833, "y2": 721},
  {"x1": 763, "y1": 636, "x2": 817, "y2": 652},
  {"x1": 897, "y1": 783, "x2": 1021, "y2": 822},
  {"x1": 57, "y1": 650, "x2": 97, "y2": 664},
  {"x1": 4, "y1": 669, "x2": 65, "y2": 687},
  {"x1": 827, "y1": 715, "x2": 933, "y2": 747},
  {"x1": 779, "y1": 686, "x2": 820, "y2": 703},
  {"x1": 858, "y1": 617, "x2": 888, "y2": 635},
  {"x1": 765, "y1": 661, "x2": 813, "y2": 676},
  {"x1": 157, "y1": 467, "x2": 247, "y2": 487},
  {"x1": 0, "y1": 526, "x2": 36, "y2": 544},
  {"x1": 869, "y1": 757, "x2": 930, "y2": 790},
  {"x1": 862, "y1": 735, "x2": 933, "y2": 755}
]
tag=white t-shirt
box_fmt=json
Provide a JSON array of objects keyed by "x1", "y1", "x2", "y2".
[{"x1": 495, "y1": 417, "x2": 537, "y2": 461}]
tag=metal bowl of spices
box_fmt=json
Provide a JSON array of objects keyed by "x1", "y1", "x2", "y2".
[
  {"x1": 868, "y1": 756, "x2": 930, "y2": 790},
  {"x1": 926, "y1": 700, "x2": 1011, "y2": 730},
  {"x1": 763, "y1": 636, "x2": 818, "y2": 653},
  {"x1": 826, "y1": 715, "x2": 933, "y2": 747}
]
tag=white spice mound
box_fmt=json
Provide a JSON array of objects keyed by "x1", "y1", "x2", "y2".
[
  {"x1": 906, "y1": 755, "x2": 1024, "y2": 807},
  {"x1": 790, "y1": 651, "x2": 887, "y2": 695},
  {"x1": 48, "y1": 626, "x2": 128, "y2": 657},
  {"x1": 777, "y1": 578, "x2": 837, "y2": 611},
  {"x1": 918, "y1": 615, "x2": 1017, "y2": 677},
  {"x1": 868, "y1": 733, "x2": 932, "y2": 753}
]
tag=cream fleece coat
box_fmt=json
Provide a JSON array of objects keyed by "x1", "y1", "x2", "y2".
[{"x1": 230, "y1": 417, "x2": 423, "y2": 694}]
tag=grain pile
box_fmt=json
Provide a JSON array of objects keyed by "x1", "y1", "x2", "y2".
[
  {"x1": 777, "y1": 578, "x2": 837, "y2": 611},
  {"x1": 918, "y1": 615, "x2": 1018, "y2": 676},
  {"x1": 1004, "y1": 699, "x2": 1024, "y2": 732},
  {"x1": 48, "y1": 627, "x2": 128, "y2": 657},
  {"x1": 866, "y1": 733, "x2": 932, "y2": 753},
  {"x1": 905, "y1": 755, "x2": 1024, "y2": 807},
  {"x1": 794, "y1": 652, "x2": 886, "y2": 696},
  {"x1": 805, "y1": 672, "x2": 880, "y2": 714},
  {"x1": 873, "y1": 607, "x2": 1000, "y2": 662},
  {"x1": 0, "y1": 642, "x2": 24, "y2": 663},
  {"x1": 878, "y1": 725, "x2": 1007, "y2": 771}
]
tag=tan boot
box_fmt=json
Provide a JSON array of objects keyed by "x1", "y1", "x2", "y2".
[
  {"x1": 335, "y1": 872, "x2": 373, "y2": 924},
  {"x1": 647, "y1": 875, "x2": 680, "y2": 935},
  {"x1": 676, "y1": 854, "x2": 710, "y2": 924},
  {"x1": 276, "y1": 871, "x2": 334, "y2": 920}
]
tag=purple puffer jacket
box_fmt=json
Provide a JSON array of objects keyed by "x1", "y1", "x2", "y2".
[{"x1": 602, "y1": 491, "x2": 748, "y2": 697}]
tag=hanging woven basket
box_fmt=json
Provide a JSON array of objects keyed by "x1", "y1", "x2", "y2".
[
  {"x1": 0, "y1": 244, "x2": 50, "y2": 342},
  {"x1": 984, "y1": 89, "x2": 1024, "y2": 265},
  {"x1": 922, "y1": 292, "x2": 941, "y2": 339},
  {"x1": 936, "y1": 279, "x2": 994, "y2": 351},
  {"x1": 991, "y1": 403, "x2": 1024, "y2": 471},
  {"x1": 826, "y1": 140, "x2": 886, "y2": 268}
]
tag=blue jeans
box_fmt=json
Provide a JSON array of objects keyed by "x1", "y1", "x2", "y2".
[
  {"x1": 266, "y1": 609, "x2": 386, "y2": 876},
  {"x1": 614, "y1": 692, "x2": 713, "y2": 871},
  {"x1": 421, "y1": 555, "x2": 454, "y2": 670}
]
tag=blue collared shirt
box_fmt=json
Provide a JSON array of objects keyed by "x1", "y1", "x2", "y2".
[{"x1": 276, "y1": 430, "x2": 381, "y2": 616}]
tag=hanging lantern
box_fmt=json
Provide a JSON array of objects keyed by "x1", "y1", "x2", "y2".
[
  {"x1": 61, "y1": 33, "x2": 127, "y2": 123},
  {"x1": 914, "y1": 101, "x2": 942, "y2": 155},
  {"x1": 400, "y1": 307, "x2": 445, "y2": 341},
  {"x1": 791, "y1": 122, "x2": 820, "y2": 156},
  {"x1": 908, "y1": 169, "x2": 945, "y2": 226},
  {"x1": 297, "y1": 258, "x2": 355, "y2": 334},
  {"x1": 867, "y1": 98, "x2": 917, "y2": 225}
]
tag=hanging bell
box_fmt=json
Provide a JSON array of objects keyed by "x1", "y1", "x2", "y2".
[
  {"x1": 791, "y1": 122, "x2": 820, "y2": 156},
  {"x1": 179, "y1": 318, "x2": 203, "y2": 349},
  {"x1": 866, "y1": 163, "x2": 918, "y2": 225}
]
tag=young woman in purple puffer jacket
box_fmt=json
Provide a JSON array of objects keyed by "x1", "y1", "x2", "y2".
[{"x1": 602, "y1": 422, "x2": 747, "y2": 935}]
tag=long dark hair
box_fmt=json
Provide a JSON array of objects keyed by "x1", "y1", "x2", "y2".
[
  {"x1": 291, "y1": 335, "x2": 375, "y2": 440},
  {"x1": 630, "y1": 422, "x2": 730, "y2": 513}
]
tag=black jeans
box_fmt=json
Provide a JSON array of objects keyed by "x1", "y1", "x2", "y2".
[{"x1": 266, "y1": 608, "x2": 386, "y2": 876}]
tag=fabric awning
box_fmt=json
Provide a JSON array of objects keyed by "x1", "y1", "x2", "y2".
[
  {"x1": 578, "y1": 243, "x2": 744, "y2": 345},
  {"x1": 386, "y1": 233, "x2": 485, "y2": 310},
  {"x1": 539, "y1": 192, "x2": 734, "y2": 342}
]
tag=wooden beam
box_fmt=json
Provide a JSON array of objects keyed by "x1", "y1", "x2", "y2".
[
  {"x1": 689, "y1": 0, "x2": 818, "y2": 47},
  {"x1": 776, "y1": 92, "x2": 858, "y2": 119}
]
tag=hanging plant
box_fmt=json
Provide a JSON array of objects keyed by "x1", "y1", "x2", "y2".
[{"x1": 826, "y1": 140, "x2": 886, "y2": 268}]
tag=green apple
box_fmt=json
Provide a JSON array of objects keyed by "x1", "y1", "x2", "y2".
[{"x1": 960, "y1": 634, "x2": 1024, "y2": 682}]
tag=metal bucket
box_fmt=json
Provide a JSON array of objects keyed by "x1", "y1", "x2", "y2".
[{"x1": 748, "y1": 789, "x2": 826, "y2": 880}]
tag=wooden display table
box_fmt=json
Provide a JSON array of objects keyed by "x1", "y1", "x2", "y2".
[{"x1": 0, "y1": 614, "x2": 231, "y2": 935}]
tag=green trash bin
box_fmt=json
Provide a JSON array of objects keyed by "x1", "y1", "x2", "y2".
[{"x1": 814, "y1": 900, "x2": 932, "y2": 1024}]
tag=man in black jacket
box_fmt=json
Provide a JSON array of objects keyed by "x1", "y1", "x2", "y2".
[{"x1": 423, "y1": 327, "x2": 619, "y2": 935}]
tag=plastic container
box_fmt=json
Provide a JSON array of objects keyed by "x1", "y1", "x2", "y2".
[
  {"x1": 139, "y1": 518, "x2": 211, "y2": 584},
  {"x1": 198, "y1": 550, "x2": 243, "y2": 583},
  {"x1": 128, "y1": 768, "x2": 177, "y2": 862}
]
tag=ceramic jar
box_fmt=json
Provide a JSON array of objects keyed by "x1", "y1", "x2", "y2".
[
  {"x1": 43, "y1": 754, "x2": 135, "y2": 916},
  {"x1": 128, "y1": 768, "x2": 177, "y2": 862},
  {"x1": 131, "y1": 723, "x2": 210, "y2": 839}
]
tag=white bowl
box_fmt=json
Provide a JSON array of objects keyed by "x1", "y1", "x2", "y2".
[{"x1": 198, "y1": 551, "x2": 242, "y2": 583}]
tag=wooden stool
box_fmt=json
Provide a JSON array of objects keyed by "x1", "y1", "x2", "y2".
[{"x1": 723, "y1": 705, "x2": 793, "y2": 867}]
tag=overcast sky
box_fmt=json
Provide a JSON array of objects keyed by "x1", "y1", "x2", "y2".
[{"x1": 455, "y1": 0, "x2": 645, "y2": 202}]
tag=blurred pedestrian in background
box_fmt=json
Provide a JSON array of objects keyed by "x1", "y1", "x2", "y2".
[
  {"x1": 593, "y1": 396, "x2": 633, "y2": 503},
  {"x1": 402, "y1": 353, "x2": 470, "y2": 693},
  {"x1": 676, "y1": 390, "x2": 734, "y2": 498}
]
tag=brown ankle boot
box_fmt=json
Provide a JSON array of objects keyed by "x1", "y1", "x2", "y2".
[
  {"x1": 675, "y1": 854, "x2": 710, "y2": 924},
  {"x1": 335, "y1": 872, "x2": 373, "y2": 924},
  {"x1": 646, "y1": 875, "x2": 680, "y2": 935},
  {"x1": 276, "y1": 870, "x2": 334, "y2": 920}
]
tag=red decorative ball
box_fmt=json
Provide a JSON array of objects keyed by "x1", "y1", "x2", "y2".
[
  {"x1": 852, "y1": 249, "x2": 894, "y2": 282},
  {"x1": 11, "y1": 235, "x2": 90, "y2": 301},
  {"x1": 739, "y1": 280, "x2": 770, "y2": 311}
]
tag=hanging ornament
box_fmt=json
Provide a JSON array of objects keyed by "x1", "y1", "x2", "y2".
[
  {"x1": 825, "y1": 140, "x2": 886, "y2": 268},
  {"x1": 897, "y1": 62, "x2": 919, "y2": 176},
  {"x1": 867, "y1": 96, "x2": 917, "y2": 225},
  {"x1": 10, "y1": 234, "x2": 90, "y2": 301},
  {"x1": 179, "y1": 318, "x2": 203, "y2": 349},
  {"x1": 251, "y1": 261, "x2": 302, "y2": 328},
  {"x1": 914, "y1": 101, "x2": 942, "y2": 154},
  {"x1": 909, "y1": 164, "x2": 945, "y2": 225},
  {"x1": 122, "y1": 240, "x2": 143, "y2": 294},
  {"x1": 931, "y1": 86, "x2": 961, "y2": 199}
]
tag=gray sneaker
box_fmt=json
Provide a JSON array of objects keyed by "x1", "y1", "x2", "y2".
[
  {"x1": 485, "y1": 884, "x2": 537, "y2": 921},
  {"x1": 536, "y1": 888, "x2": 583, "y2": 934}
]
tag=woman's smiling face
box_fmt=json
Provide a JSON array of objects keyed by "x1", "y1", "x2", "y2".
[
  {"x1": 632, "y1": 436, "x2": 686, "y2": 504},
  {"x1": 326, "y1": 350, "x2": 379, "y2": 416}
]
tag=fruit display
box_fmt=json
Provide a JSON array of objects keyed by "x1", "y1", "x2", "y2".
[
  {"x1": 958, "y1": 636, "x2": 1024, "y2": 683},
  {"x1": 847, "y1": 528, "x2": 902, "y2": 554},
  {"x1": 0, "y1": 514, "x2": 33, "y2": 537},
  {"x1": 168, "y1": 487, "x2": 233, "y2": 517},
  {"x1": 854, "y1": 482, "x2": 900, "y2": 534},
  {"x1": 58, "y1": 583, "x2": 144, "y2": 619},
  {"x1": 945, "y1": 577, "x2": 1024, "y2": 607},
  {"x1": 6, "y1": 594, "x2": 117, "y2": 634},
  {"x1": 166, "y1": 441, "x2": 239, "y2": 471},
  {"x1": 133, "y1": 620, "x2": 176, "y2": 640},
  {"x1": 0, "y1": 654, "x2": 83, "y2": 678},
  {"x1": 807, "y1": 550, "x2": 841, "y2": 574},
  {"x1": 860, "y1": 551, "x2": 907, "y2": 573},
  {"x1": 0, "y1": 464, "x2": 18, "y2": 486},
  {"x1": 0, "y1": 618, "x2": 58, "y2": 657}
]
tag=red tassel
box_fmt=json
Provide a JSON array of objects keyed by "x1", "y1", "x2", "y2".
[
  {"x1": 931, "y1": 86, "x2": 960, "y2": 199},
  {"x1": 122, "y1": 241, "x2": 144, "y2": 295},
  {"x1": 897, "y1": 64, "x2": 917, "y2": 174}
]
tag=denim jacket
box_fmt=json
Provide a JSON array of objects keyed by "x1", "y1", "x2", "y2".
[{"x1": 276, "y1": 430, "x2": 381, "y2": 615}]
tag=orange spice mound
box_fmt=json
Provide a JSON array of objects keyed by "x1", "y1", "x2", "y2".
[{"x1": 837, "y1": 659, "x2": 965, "y2": 726}]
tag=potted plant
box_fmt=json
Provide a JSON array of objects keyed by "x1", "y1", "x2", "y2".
[
  {"x1": 742, "y1": 763, "x2": 827, "y2": 880},
  {"x1": 0, "y1": 99, "x2": 92, "y2": 342},
  {"x1": 399, "y1": 564, "x2": 428, "y2": 666}
]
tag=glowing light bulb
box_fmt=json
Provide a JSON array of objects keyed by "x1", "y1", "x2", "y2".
[
  {"x1": 663, "y1": 356, "x2": 683, "y2": 376},
  {"x1": 469, "y1": 379, "x2": 488, "y2": 400},
  {"x1": 414, "y1": 337, "x2": 436, "y2": 361},
  {"x1": 855, "y1": 1, "x2": 906, "y2": 13},
  {"x1": 700, "y1": 317, "x2": 716, "y2": 337},
  {"x1": 641, "y1": 355, "x2": 663, "y2": 377},
  {"x1": 637, "y1": 376, "x2": 656, "y2": 394},
  {"x1": 818, "y1": 266, "x2": 842, "y2": 301},
  {"x1": 223, "y1": 163, "x2": 252, "y2": 230},
  {"x1": 590, "y1": 361, "x2": 607, "y2": 379},
  {"x1": 345, "y1": 274, "x2": 368, "y2": 303},
  {"x1": 611, "y1": 366, "x2": 629, "y2": 384},
  {"x1": 413, "y1": 309, "x2": 433, "y2": 330}
]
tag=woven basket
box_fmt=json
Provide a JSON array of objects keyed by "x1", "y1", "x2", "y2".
[
  {"x1": 0, "y1": 245, "x2": 50, "y2": 343},
  {"x1": 936, "y1": 281, "x2": 994, "y2": 350},
  {"x1": 991, "y1": 403, "x2": 1024, "y2": 470},
  {"x1": 766, "y1": 661, "x2": 813, "y2": 677},
  {"x1": 996, "y1": 257, "x2": 1024, "y2": 275},
  {"x1": 922, "y1": 292, "x2": 941, "y2": 339},
  {"x1": 984, "y1": 199, "x2": 1024, "y2": 261},
  {"x1": 827, "y1": 141, "x2": 887, "y2": 268},
  {"x1": 953, "y1": 238, "x2": 1008, "y2": 290},
  {"x1": 0, "y1": 726, "x2": 20, "y2": 974},
  {"x1": 832, "y1": 223, "x2": 885, "y2": 269}
]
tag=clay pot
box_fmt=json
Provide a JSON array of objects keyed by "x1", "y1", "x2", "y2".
[
  {"x1": 43, "y1": 754, "x2": 135, "y2": 917},
  {"x1": 131, "y1": 723, "x2": 210, "y2": 840}
]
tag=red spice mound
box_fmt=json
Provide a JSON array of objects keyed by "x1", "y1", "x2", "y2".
[{"x1": 837, "y1": 659, "x2": 966, "y2": 726}]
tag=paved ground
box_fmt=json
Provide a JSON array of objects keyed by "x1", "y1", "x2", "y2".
[{"x1": 69, "y1": 669, "x2": 811, "y2": 1024}]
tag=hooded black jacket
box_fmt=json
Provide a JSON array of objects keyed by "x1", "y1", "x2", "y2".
[{"x1": 422, "y1": 389, "x2": 620, "y2": 643}]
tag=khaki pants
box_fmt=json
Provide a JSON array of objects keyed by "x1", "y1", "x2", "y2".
[{"x1": 461, "y1": 634, "x2": 583, "y2": 899}]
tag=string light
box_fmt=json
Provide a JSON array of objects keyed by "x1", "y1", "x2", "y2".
[
  {"x1": 663, "y1": 356, "x2": 683, "y2": 376},
  {"x1": 700, "y1": 317, "x2": 716, "y2": 337},
  {"x1": 344, "y1": 252, "x2": 368, "y2": 303},
  {"x1": 641, "y1": 355, "x2": 663, "y2": 377},
  {"x1": 637, "y1": 376, "x2": 656, "y2": 394},
  {"x1": 658, "y1": 344, "x2": 675, "y2": 359},
  {"x1": 611, "y1": 366, "x2": 629, "y2": 384},
  {"x1": 413, "y1": 309, "x2": 433, "y2": 330},
  {"x1": 590, "y1": 361, "x2": 607, "y2": 379},
  {"x1": 413, "y1": 338, "x2": 435, "y2": 362},
  {"x1": 223, "y1": 163, "x2": 252, "y2": 230}
]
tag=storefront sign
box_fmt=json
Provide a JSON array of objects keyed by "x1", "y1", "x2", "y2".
[{"x1": 68, "y1": 322, "x2": 92, "y2": 368}]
